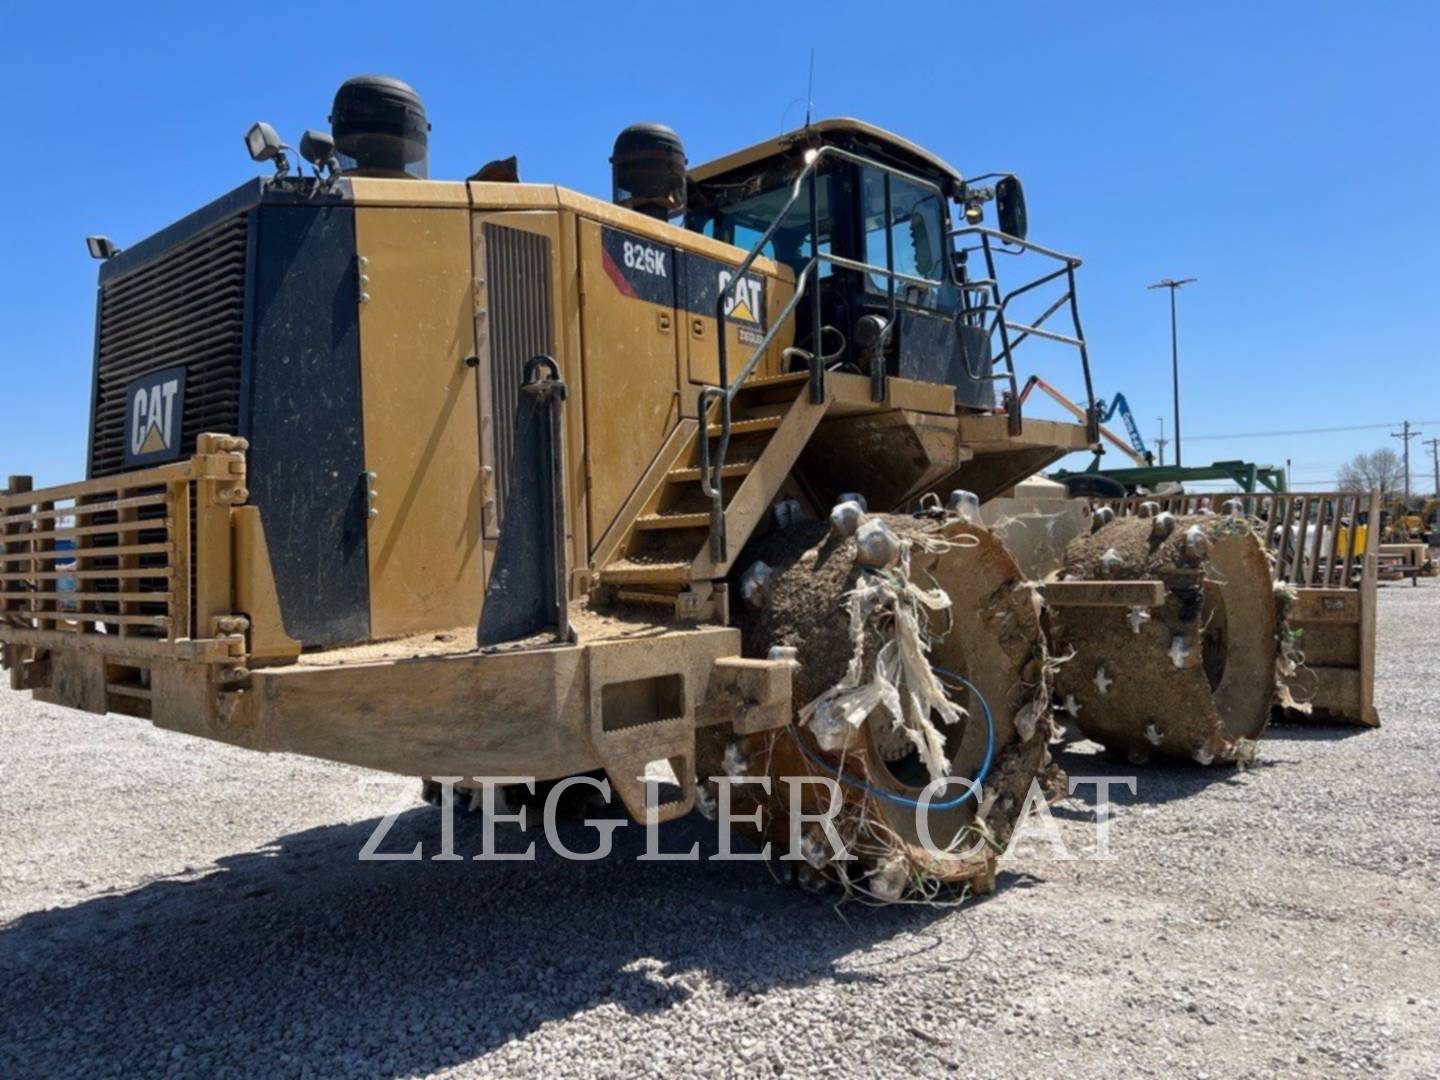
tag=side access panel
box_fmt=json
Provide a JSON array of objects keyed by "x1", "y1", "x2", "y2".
[
  {"x1": 354, "y1": 206, "x2": 484, "y2": 640},
  {"x1": 577, "y1": 219, "x2": 683, "y2": 553}
]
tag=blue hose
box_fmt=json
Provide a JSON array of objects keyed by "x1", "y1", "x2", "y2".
[{"x1": 787, "y1": 666, "x2": 995, "y2": 811}]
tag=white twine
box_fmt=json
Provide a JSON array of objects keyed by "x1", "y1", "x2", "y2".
[{"x1": 799, "y1": 530, "x2": 968, "y2": 781}]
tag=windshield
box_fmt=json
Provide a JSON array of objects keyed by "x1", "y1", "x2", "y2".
[{"x1": 684, "y1": 174, "x2": 834, "y2": 276}]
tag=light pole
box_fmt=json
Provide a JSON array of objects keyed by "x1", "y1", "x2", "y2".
[
  {"x1": 1155, "y1": 416, "x2": 1168, "y2": 466},
  {"x1": 1147, "y1": 277, "x2": 1197, "y2": 467}
]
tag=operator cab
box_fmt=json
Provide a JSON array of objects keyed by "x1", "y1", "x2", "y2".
[{"x1": 685, "y1": 119, "x2": 995, "y2": 410}]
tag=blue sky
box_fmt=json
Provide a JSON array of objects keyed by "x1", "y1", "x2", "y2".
[{"x1": 3, "y1": 1, "x2": 1437, "y2": 490}]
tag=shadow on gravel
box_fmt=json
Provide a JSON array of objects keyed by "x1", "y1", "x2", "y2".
[
  {"x1": 1050, "y1": 740, "x2": 1276, "y2": 814},
  {"x1": 1261, "y1": 721, "x2": 1372, "y2": 743},
  {"x1": 0, "y1": 806, "x2": 962, "y2": 1077}
]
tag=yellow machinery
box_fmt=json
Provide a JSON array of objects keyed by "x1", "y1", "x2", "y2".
[{"x1": 0, "y1": 76, "x2": 1379, "y2": 895}]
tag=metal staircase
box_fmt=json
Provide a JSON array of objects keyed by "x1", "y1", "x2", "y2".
[{"x1": 598, "y1": 370, "x2": 827, "y2": 619}]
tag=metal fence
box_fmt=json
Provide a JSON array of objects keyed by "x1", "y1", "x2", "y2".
[{"x1": 1102, "y1": 489, "x2": 1381, "y2": 589}]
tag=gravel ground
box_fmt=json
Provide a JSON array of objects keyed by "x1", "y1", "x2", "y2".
[{"x1": 2, "y1": 580, "x2": 1437, "y2": 1079}]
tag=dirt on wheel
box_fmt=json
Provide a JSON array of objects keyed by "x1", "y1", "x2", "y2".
[{"x1": 718, "y1": 514, "x2": 1059, "y2": 894}]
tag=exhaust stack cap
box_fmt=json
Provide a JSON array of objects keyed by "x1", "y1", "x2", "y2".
[
  {"x1": 611, "y1": 123, "x2": 686, "y2": 220},
  {"x1": 330, "y1": 75, "x2": 430, "y2": 179}
]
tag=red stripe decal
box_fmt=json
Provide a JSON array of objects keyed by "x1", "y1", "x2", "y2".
[{"x1": 601, "y1": 247, "x2": 638, "y2": 298}]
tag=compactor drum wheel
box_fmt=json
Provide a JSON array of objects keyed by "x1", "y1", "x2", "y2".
[
  {"x1": 718, "y1": 515, "x2": 1057, "y2": 898},
  {"x1": 1051, "y1": 516, "x2": 1278, "y2": 765}
]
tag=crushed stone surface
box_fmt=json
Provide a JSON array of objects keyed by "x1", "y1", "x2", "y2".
[{"x1": 1, "y1": 580, "x2": 1438, "y2": 1078}]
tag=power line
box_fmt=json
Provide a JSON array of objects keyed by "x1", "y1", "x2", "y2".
[{"x1": 1187, "y1": 419, "x2": 1440, "y2": 442}]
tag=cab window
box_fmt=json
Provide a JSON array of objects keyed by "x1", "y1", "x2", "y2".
[
  {"x1": 686, "y1": 173, "x2": 836, "y2": 278},
  {"x1": 861, "y1": 169, "x2": 946, "y2": 304}
]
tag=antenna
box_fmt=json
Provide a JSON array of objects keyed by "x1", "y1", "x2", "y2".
[{"x1": 805, "y1": 49, "x2": 815, "y2": 127}]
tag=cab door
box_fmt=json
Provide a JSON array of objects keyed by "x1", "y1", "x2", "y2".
[{"x1": 857, "y1": 169, "x2": 987, "y2": 404}]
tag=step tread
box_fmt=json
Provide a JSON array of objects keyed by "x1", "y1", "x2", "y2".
[
  {"x1": 600, "y1": 560, "x2": 692, "y2": 586},
  {"x1": 737, "y1": 371, "x2": 810, "y2": 390},
  {"x1": 666, "y1": 461, "x2": 757, "y2": 483},
  {"x1": 635, "y1": 511, "x2": 711, "y2": 530},
  {"x1": 706, "y1": 413, "x2": 784, "y2": 437}
]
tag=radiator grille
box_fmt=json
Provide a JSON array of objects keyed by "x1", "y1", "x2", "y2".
[
  {"x1": 90, "y1": 214, "x2": 249, "y2": 476},
  {"x1": 483, "y1": 223, "x2": 554, "y2": 526}
]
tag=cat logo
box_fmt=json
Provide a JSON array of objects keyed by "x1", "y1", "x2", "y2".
[
  {"x1": 717, "y1": 270, "x2": 762, "y2": 325},
  {"x1": 123, "y1": 367, "x2": 187, "y2": 467}
]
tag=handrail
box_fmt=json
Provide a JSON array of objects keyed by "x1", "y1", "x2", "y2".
[{"x1": 950, "y1": 225, "x2": 1098, "y2": 442}]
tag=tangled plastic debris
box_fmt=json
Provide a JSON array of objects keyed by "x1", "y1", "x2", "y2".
[
  {"x1": 800, "y1": 823, "x2": 833, "y2": 869},
  {"x1": 798, "y1": 527, "x2": 966, "y2": 782},
  {"x1": 1014, "y1": 697, "x2": 1045, "y2": 742},
  {"x1": 868, "y1": 857, "x2": 908, "y2": 902}
]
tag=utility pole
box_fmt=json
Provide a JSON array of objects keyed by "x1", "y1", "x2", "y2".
[
  {"x1": 1147, "y1": 277, "x2": 1197, "y2": 466},
  {"x1": 1425, "y1": 436, "x2": 1440, "y2": 497},
  {"x1": 1391, "y1": 420, "x2": 1420, "y2": 504},
  {"x1": 1155, "y1": 416, "x2": 1168, "y2": 467}
]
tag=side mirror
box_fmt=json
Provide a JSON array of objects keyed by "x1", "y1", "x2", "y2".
[{"x1": 996, "y1": 175, "x2": 1027, "y2": 240}]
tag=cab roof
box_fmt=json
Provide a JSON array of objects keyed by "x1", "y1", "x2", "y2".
[{"x1": 688, "y1": 118, "x2": 963, "y2": 189}]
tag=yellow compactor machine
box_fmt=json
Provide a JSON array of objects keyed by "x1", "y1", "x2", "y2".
[{"x1": 0, "y1": 76, "x2": 1379, "y2": 897}]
